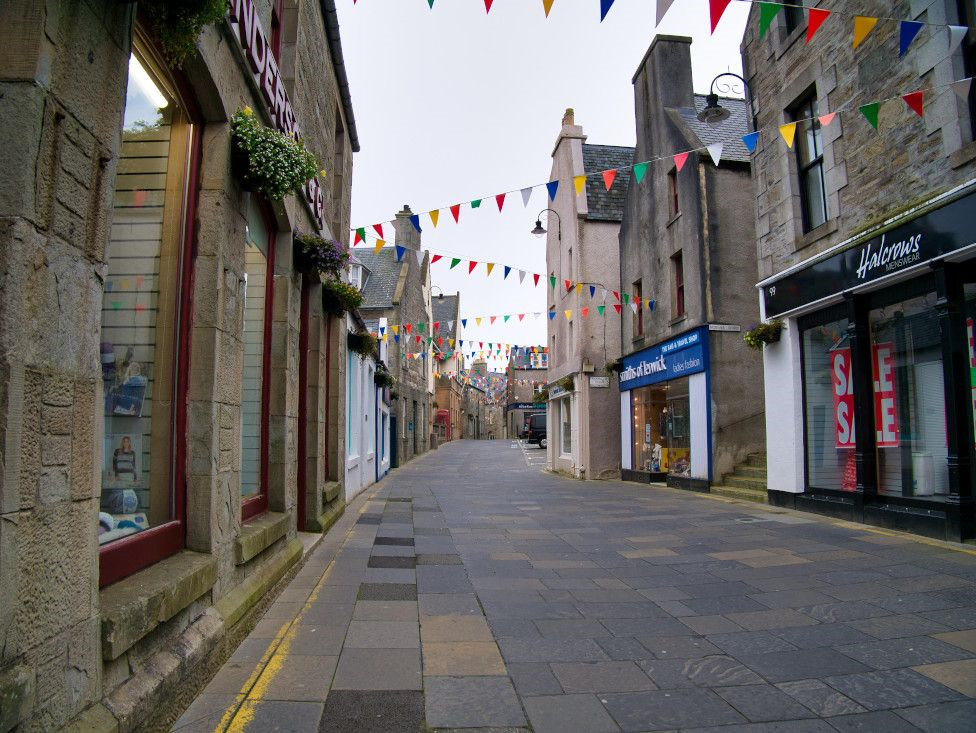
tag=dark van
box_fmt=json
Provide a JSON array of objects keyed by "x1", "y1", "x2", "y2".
[{"x1": 526, "y1": 413, "x2": 547, "y2": 449}]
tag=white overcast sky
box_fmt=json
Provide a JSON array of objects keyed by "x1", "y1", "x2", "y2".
[{"x1": 336, "y1": 0, "x2": 749, "y2": 370}]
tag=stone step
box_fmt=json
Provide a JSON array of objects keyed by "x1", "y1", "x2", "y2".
[
  {"x1": 732, "y1": 465, "x2": 767, "y2": 479},
  {"x1": 323, "y1": 481, "x2": 341, "y2": 505},
  {"x1": 744, "y1": 452, "x2": 767, "y2": 468},
  {"x1": 314, "y1": 499, "x2": 345, "y2": 534},
  {"x1": 724, "y1": 475, "x2": 768, "y2": 491},
  {"x1": 710, "y1": 484, "x2": 768, "y2": 504}
]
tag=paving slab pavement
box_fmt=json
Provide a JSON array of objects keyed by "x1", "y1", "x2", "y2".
[{"x1": 173, "y1": 439, "x2": 976, "y2": 732}]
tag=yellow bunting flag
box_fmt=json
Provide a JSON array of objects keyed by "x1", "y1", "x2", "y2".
[
  {"x1": 476, "y1": 317, "x2": 482, "y2": 326},
  {"x1": 564, "y1": 310, "x2": 573, "y2": 320},
  {"x1": 429, "y1": 209, "x2": 439, "y2": 227},
  {"x1": 542, "y1": 0, "x2": 555, "y2": 16},
  {"x1": 393, "y1": 325, "x2": 399, "y2": 334},
  {"x1": 852, "y1": 16, "x2": 878, "y2": 49},
  {"x1": 575, "y1": 283, "x2": 583, "y2": 295},
  {"x1": 375, "y1": 239, "x2": 385, "y2": 253},
  {"x1": 574, "y1": 175, "x2": 587, "y2": 196},
  {"x1": 486, "y1": 263, "x2": 495, "y2": 277},
  {"x1": 779, "y1": 122, "x2": 798, "y2": 148}
]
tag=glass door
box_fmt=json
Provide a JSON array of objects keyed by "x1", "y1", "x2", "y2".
[{"x1": 666, "y1": 377, "x2": 691, "y2": 478}]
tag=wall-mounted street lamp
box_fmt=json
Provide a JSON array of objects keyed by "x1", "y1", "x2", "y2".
[
  {"x1": 697, "y1": 72, "x2": 754, "y2": 129},
  {"x1": 430, "y1": 285, "x2": 445, "y2": 303},
  {"x1": 530, "y1": 208, "x2": 561, "y2": 241}
]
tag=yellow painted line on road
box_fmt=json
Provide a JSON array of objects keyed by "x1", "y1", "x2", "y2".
[{"x1": 213, "y1": 490, "x2": 383, "y2": 733}]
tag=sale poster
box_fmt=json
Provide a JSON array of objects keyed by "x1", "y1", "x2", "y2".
[
  {"x1": 831, "y1": 348, "x2": 855, "y2": 448},
  {"x1": 872, "y1": 342, "x2": 899, "y2": 447}
]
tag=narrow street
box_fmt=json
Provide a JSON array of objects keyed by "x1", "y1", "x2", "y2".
[{"x1": 175, "y1": 440, "x2": 976, "y2": 733}]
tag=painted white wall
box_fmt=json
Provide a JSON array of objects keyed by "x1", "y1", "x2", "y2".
[
  {"x1": 690, "y1": 372, "x2": 709, "y2": 480},
  {"x1": 763, "y1": 317, "x2": 805, "y2": 493},
  {"x1": 620, "y1": 391, "x2": 632, "y2": 470},
  {"x1": 345, "y1": 353, "x2": 377, "y2": 501}
]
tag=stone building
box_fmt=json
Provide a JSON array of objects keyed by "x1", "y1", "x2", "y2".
[
  {"x1": 354, "y1": 205, "x2": 434, "y2": 468},
  {"x1": 462, "y1": 384, "x2": 486, "y2": 439},
  {"x1": 616, "y1": 35, "x2": 765, "y2": 491},
  {"x1": 433, "y1": 294, "x2": 463, "y2": 442},
  {"x1": 0, "y1": 1, "x2": 357, "y2": 729},
  {"x1": 742, "y1": 0, "x2": 976, "y2": 539},
  {"x1": 505, "y1": 347, "x2": 548, "y2": 439},
  {"x1": 544, "y1": 111, "x2": 628, "y2": 479}
]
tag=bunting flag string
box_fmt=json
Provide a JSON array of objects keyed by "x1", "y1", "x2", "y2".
[{"x1": 352, "y1": 74, "x2": 974, "y2": 241}]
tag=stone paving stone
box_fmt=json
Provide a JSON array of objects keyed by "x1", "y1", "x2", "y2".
[
  {"x1": 912, "y1": 658, "x2": 976, "y2": 696},
  {"x1": 875, "y1": 593, "x2": 960, "y2": 614},
  {"x1": 373, "y1": 537, "x2": 414, "y2": 546},
  {"x1": 352, "y1": 601, "x2": 418, "y2": 622},
  {"x1": 895, "y1": 699, "x2": 976, "y2": 733},
  {"x1": 825, "y1": 710, "x2": 924, "y2": 733},
  {"x1": 836, "y1": 636, "x2": 972, "y2": 669},
  {"x1": 919, "y1": 606, "x2": 976, "y2": 630},
  {"x1": 488, "y1": 618, "x2": 543, "y2": 639},
  {"x1": 364, "y1": 567, "x2": 417, "y2": 584},
  {"x1": 769, "y1": 623, "x2": 875, "y2": 650},
  {"x1": 344, "y1": 620, "x2": 420, "y2": 649},
  {"x1": 414, "y1": 527, "x2": 452, "y2": 536},
  {"x1": 481, "y1": 601, "x2": 582, "y2": 620},
  {"x1": 420, "y1": 614, "x2": 493, "y2": 642},
  {"x1": 367, "y1": 555, "x2": 417, "y2": 569},
  {"x1": 318, "y1": 690, "x2": 425, "y2": 733},
  {"x1": 637, "y1": 655, "x2": 764, "y2": 689},
  {"x1": 534, "y1": 619, "x2": 611, "y2": 639},
  {"x1": 227, "y1": 635, "x2": 275, "y2": 665},
  {"x1": 725, "y1": 608, "x2": 821, "y2": 631},
  {"x1": 291, "y1": 625, "x2": 347, "y2": 656},
  {"x1": 497, "y1": 637, "x2": 610, "y2": 663},
  {"x1": 522, "y1": 693, "x2": 621, "y2": 733},
  {"x1": 683, "y1": 595, "x2": 771, "y2": 615},
  {"x1": 253, "y1": 655, "x2": 337, "y2": 702},
  {"x1": 600, "y1": 688, "x2": 746, "y2": 731},
  {"x1": 301, "y1": 602, "x2": 355, "y2": 626},
  {"x1": 550, "y1": 661, "x2": 657, "y2": 693},
  {"x1": 595, "y1": 637, "x2": 654, "y2": 661},
  {"x1": 422, "y1": 641, "x2": 506, "y2": 675},
  {"x1": 741, "y1": 648, "x2": 873, "y2": 683},
  {"x1": 424, "y1": 676, "x2": 526, "y2": 729},
  {"x1": 376, "y1": 524, "x2": 414, "y2": 538},
  {"x1": 776, "y1": 679, "x2": 868, "y2": 717},
  {"x1": 679, "y1": 615, "x2": 746, "y2": 635},
  {"x1": 636, "y1": 634, "x2": 723, "y2": 659},
  {"x1": 933, "y1": 628, "x2": 976, "y2": 652},
  {"x1": 419, "y1": 593, "x2": 482, "y2": 616},
  {"x1": 706, "y1": 630, "x2": 798, "y2": 656},
  {"x1": 600, "y1": 617, "x2": 691, "y2": 638},
  {"x1": 714, "y1": 683, "x2": 818, "y2": 722},
  {"x1": 846, "y1": 614, "x2": 953, "y2": 640},
  {"x1": 234, "y1": 700, "x2": 325, "y2": 733},
  {"x1": 417, "y1": 566, "x2": 474, "y2": 593},
  {"x1": 506, "y1": 662, "x2": 565, "y2": 696},
  {"x1": 416, "y1": 553, "x2": 464, "y2": 565},
  {"x1": 823, "y1": 668, "x2": 964, "y2": 711},
  {"x1": 680, "y1": 721, "x2": 837, "y2": 732},
  {"x1": 170, "y1": 693, "x2": 238, "y2": 733},
  {"x1": 369, "y1": 544, "x2": 416, "y2": 557},
  {"x1": 357, "y1": 583, "x2": 417, "y2": 601},
  {"x1": 357, "y1": 515, "x2": 382, "y2": 525},
  {"x1": 315, "y1": 585, "x2": 362, "y2": 604},
  {"x1": 332, "y1": 648, "x2": 422, "y2": 690}
]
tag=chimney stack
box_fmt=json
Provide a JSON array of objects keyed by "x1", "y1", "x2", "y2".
[{"x1": 392, "y1": 204, "x2": 421, "y2": 251}]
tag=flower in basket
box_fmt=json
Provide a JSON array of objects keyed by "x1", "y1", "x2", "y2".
[
  {"x1": 322, "y1": 279, "x2": 363, "y2": 317},
  {"x1": 743, "y1": 320, "x2": 784, "y2": 350},
  {"x1": 231, "y1": 108, "x2": 319, "y2": 200},
  {"x1": 348, "y1": 330, "x2": 378, "y2": 359},
  {"x1": 142, "y1": 0, "x2": 226, "y2": 67},
  {"x1": 294, "y1": 233, "x2": 349, "y2": 278}
]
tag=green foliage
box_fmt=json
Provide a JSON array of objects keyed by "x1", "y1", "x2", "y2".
[
  {"x1": 294, "y1": 232, "x2": 349, "y2": 278},
  {"x1": 375, "y1": 367, "x2": 396, "y2": 389},
  {"x1": 556, "y1": 375, "x2": 575, "y2": 392},
  {"x1": 142, "y1": 0, "x2": 225, "y2": 67},
  {"x1": 348, "y1": 330, "x2": 378, "y2": 359},
  {"x1": 322, "y1": 278, "x2": 363, "y2": 317},
  {"x1": 743, "y1": 320, "x2": 784, "y2": 350},
  {"x1": 231, "y1": 108, "x2": 319, "y2": 200}
]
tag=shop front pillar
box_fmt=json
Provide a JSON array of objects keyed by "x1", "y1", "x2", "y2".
[{"x1": 846, "y1": 294, "x2": 876, "y2": 520}]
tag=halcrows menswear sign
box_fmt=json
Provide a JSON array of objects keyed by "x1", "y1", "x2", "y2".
[
  {"x1": 619, "y1": 327, "x2": 708, "y2": 392},
  {"x1": 763, "y1": 189, "x2": 976, "y2": 318}
]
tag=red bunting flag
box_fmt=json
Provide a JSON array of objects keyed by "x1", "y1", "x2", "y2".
[
  {"x1": 405, "y1": 324, "x2": 412, "y2": 334},
  {"x1": 818, "y1": 112, "x2": 837, "y2": 127},
  {"x1": 416, "y1": 335, "x2": 421, "y2": 343},
  {"x1": 468, "y1": 261, "x2": 478, "y2": 274},
  {"x1": 495, "y1": 193, "x2": 506, "y2": 211},
  {"x1": 612, "y1": 290, "x2": 620, "y2": 301},
  {"x1": 484, "y1": 0, "x2": 493, "y2": 11},
  {"x1": 602, "y1": 169, "x2": 617, "y2": 191},
  {"x1": 807, "y1": 8, "x2": 830, "y2": 43},
  {"x1": 533, "y1": 274, "x2": 540, "y2": 286},
  {"x1": 373, "y1": 224, "x2": 384, "y2": 238},
  {"x1": 434, "y1": 322, "x2": 440, "y2": 330},
  {"x1": 903, "y1": 90, "x2": 924, "y2": 117},
  {"x1": 518, "y1": 314, "x2": 525, "y2": 321},
  {"x1": 450, "y1": 204, "x2": 461, "y2": 223},
  {"x1": 564, "y1": 279, "x2": 572, "y2": 291},
  {"x1": 490, "y1": 316, "x2": 497, "y2": 324},
  {"x1": 431, "y1": 254, "x2": 442, "y2": 264},
  {"x1": 582, "y1": 307, "x2": 589, "y2": 318},
  {"x1": 613, "y1": 304, "x2": 622, "y2": 314},
  {"x1": 709, "y1": 0, "x2": 732, "y2": 33},
  {"x1": 674, "y1": 152, "x2": 689, "y2": 171},
  {"x1": 354, "y1": 229, "x2": 364, "y2": 245}
]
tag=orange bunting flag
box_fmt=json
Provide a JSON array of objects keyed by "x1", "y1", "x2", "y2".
[
  {"x1": 602, "y1": 169, "x2": 617, "y2": 191},
  {"x1": 468, "y1": 261, "x2": 477, "y2": 274},
  {"x1": 486, "y1": 263, "x2": 495, "y2": 276},
  {"x1": 806, "y1": 8, "x2": 829, "y2": 43},
  {"x1": 374, "y1": 239, "x2": 385, "y2": 253},
  {"x1": 429, "y1": 209, "x2": 439, "y2": 227},
  {"x1": 542, "y1": 0, "x2": 555, "y2": 16},
  {"x1": 495, "y1": 193, "x2": 506, "y2": 211},
  {"x1": 903, "y1": 91, "x2": 924, "y2": 117},
  {"x1": 818, "y1": 112, "x2": 837, "y2": 127},
  {"x1": 450, "y1": 204, "x2": 461, "y2": 223},
  {"x1": 779, "y1": 122, "x2": 798, "y2": 148},
  {"x1": 674, "y1": 152, "x2": 689, "y2": 172},
  {"x1": 574, "y1": 175, "x2": 587, "y2": 195},
  {"x1": 709, "y1": 0, "x2": 732, "y2": 33},
  {"x1": 852, "y1": 16, "x2": 878, "y2": 49},
  {"x1": 564, "y1": 310, "x2": 573, "y2": 320}
]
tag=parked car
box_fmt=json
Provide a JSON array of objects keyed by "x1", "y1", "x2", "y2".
[{"x1": 526, "y1": 412, "x2": 547, "y2": 449}]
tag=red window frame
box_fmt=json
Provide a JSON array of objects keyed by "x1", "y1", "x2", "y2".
[
  {"x1": 270, "y1": 0, "x2": 284, "y2": 61},
  {"x1": 672, "y1": 251, "x2": 685, "y2": 318},
  {"x1": 99, "y1": 44, "x2": 203, "y2": 588},
  {"x1": 242, "y1": 198, "x2": 276, "y2": 522},
  {"x1": 668, "y1": 168, "x2": 679, "y2": 218}
]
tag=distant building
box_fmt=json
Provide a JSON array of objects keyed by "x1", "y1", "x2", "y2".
[
  {"x1": 616, "y1": 36, "x2": 764, "y2": 490},
  {"x1": 545, "y1": 110, "x2": 629, "y2": 479},
  {"x1": 433, "y1": 293, "x2": 463, "y2": 442},
  {"x1": 506, "y1": 347, "x2": 548, "y2": 439}
]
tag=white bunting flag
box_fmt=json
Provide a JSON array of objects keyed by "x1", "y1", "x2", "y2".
[
  {"x1": 630, "y1": 302, "x2": 638, "y2": 314},
  {"x1": 600, "y1": 288, "x2": 608, "y2": 302},
  {"x1": 518, "y1": 269, "x2": 527, "y2": 284},
  {"x1": 949, "y1": 25, "x2": 967, "y2": 55},
  {"x1": 415, "y1": 248, "x2": 424, "y2": 266},
  {"x1": 656, "y1": 0, "x2": 676, "y2": 25},
  {"x1": 521, "y1": 187, "x2": 533, "y2": 207},
  {"x1": 707, "y1": 142, "x2": 724, "y2": 166},
  {"x1": 952, "y1": 78, "x2": 973, "y2": 101},
  {"x1": 448, "y1": 321, "x2": 454, "y2": 331}
]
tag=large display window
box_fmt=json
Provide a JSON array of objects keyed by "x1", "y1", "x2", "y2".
[
  {"x1": 630, "y1": 380, "x2": 690, "y2": 476},
  {"x1": 99, "y1": 40, "x2": 200, "y2": 586}
]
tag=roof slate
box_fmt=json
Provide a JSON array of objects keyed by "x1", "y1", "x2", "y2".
[
  {"x1": 583, "y1": 144, "x2": 634, "y2": 223},
  {"x1": 673, "y1": 95, "x2": 751, "y2": 163},
  {"x1": 432, "y1": 295, "x2": 459, "y2": 339},
  {"x1": 353, "y1": 248, "x2": 403, "y2": 310}
]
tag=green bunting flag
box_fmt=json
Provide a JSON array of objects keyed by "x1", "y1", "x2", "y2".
[
  {"x1": 450, "y1": 258, "x2": 461, "y2": 269},
  {"x1": 597, "y1": 305, "x2": 605, "y2": 316},
  {"x1": 549, "y1": 275, "x2": 556, "y2": 289},
  {"x1": 470, "y1": 199, "x2": 482, "y2": 208},
  {"x1": 859, "y1": 102, "x2": 880, "y2": 130},
  {"x1": 633, "y1": 162, "x2": 648, "y2": 184},
  {"x1": 758, "y1": 2, "x2": 781, "y2": 39}
]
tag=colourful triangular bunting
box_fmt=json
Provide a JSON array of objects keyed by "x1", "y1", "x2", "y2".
[
  {"x1": 806, "y1": 8, "x2": 830, "y2": 44},
  {"x1": 633, "y1": 162, "x2": 648, "y2": 184},
  {"x1": 852, "y1": 16, "x2": 877, "y2": 49},
  {"x1": 758, "y1": 2, "x2": 781, "y2": 39}
]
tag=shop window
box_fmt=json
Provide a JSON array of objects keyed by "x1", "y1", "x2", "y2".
[
  {"x1": 667, "y1": 168, "x2": 679, "y2": 219},
  {"x1": 789, "y1": 90, "x2": 828, "y2": 232},
  {"x1": 671, "y1": 251, "x2": 685, "y2": 317},
  {"x1": 784, "y1": 0, "x2": 804, "y2": 34},
  {"x1": 801, "y1": 312, "x2": 856, "y2": 491},
  {"x1": 99, "y1": 45, "x2": 199, "y2": 585},
  {"x1": 869, "y1": 293, "x2": 949, "y2": 500},
  {"x1": 560, "y1": 396, "x2": 572, "y2": 455},
  {"x1": 633, "y1": 280, "x2": 644, "y2": 337},
  {"x1": 241, "y1": 196, "x2": 275, "y2": 520}
]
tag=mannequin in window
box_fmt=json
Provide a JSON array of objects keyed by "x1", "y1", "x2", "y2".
[{"x1": 113, "y1": 436, "x2": 139, "y2": 482}]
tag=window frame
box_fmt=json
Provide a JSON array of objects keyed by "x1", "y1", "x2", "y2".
[
  {"x1": 241, "y1": 197, "x2": 276, "y2": 523},
  {"x1": 98, "y1": 34, "x2": 202, "y2": 588},
  {"x1": 671, "y1": 251, "x2": 685, "y2": 318},
  {"x1": 270, "y1": 0, "x2": 284, "y2": 61},
  {"x1": 789, "y1": 90, "x2": 828, "y2": 233},
  {"x1": 783, "y1": 0, "x2": 804, "y2": 35},
  {"x1": 667, "y1": 168, "x2": 679, "y2": 219}
]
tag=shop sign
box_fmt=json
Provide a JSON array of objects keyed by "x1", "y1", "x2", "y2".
[
  {"x1": 227, "y1": 0, "x2": 325, "y2": 230},
  {"x1": 831, "y1": 344, "x2": 899, "y2": 448},
  {"x1": 507, "y1": 402, "x2": 545, "y2": 411},
  {"x1": 619, "y1": 327, "x2": 707, "y2": 392},
  {"x1": 763, "y1": 189, "x2": 976, "y2": 318}
]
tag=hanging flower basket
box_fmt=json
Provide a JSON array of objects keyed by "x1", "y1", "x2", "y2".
[
  {"x1": 743, "y1": 320, "x2": 784, "y2": 350},
  {"x1": 141, "y1": 0, "x2": 225, "y2": 67},
  {"x1": 348, "y1": 330, "x2": 378, "y2": 359},
  {"x1": 375, "y1": 368, "x2": 396, "y2": 389},
  {"x1": 556, "y1": 375, "x2": 575, "y2": 392},
  {"x1": 294, "y1": 233, "x2": 349, "y2": 278},
  {"x1": 322, "y1": 278, "x2": 363, "y2": 317},
  {"x1": 230, "y1": 108, "x2": 320, "y2": 200}
]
